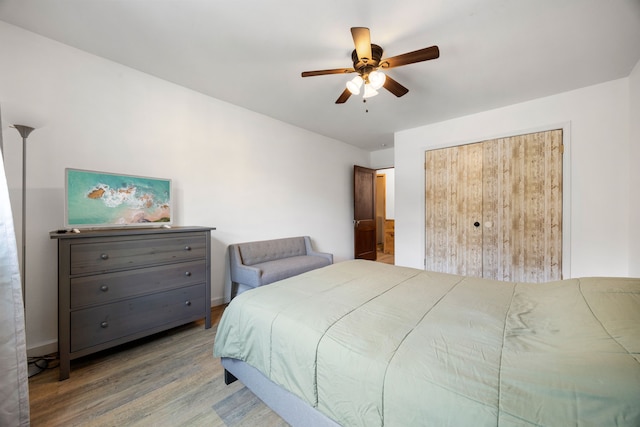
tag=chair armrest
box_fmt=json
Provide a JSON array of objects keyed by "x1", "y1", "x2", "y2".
[
  {"x1": 303, "y1": 236, "x2": 333, "y2": 264},
  {"x1": 229, "y1": 244, "x2": 262, "y2": 288}
]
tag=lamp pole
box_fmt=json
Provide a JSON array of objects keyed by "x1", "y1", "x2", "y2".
[
  {"x1": 12, "y1": 125, "x2": 35, "y2": 307},
  {"x1": 0, "y1": 106, "x2": 4, "y2": 157}
]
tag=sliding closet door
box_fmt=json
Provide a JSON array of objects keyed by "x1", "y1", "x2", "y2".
[
  {"x1": 425, "y1": 129, "x2": 563, "y2": 282},
  {"x1": 483, "y1": 130, "x2": 563, "y2": 282},
  {"x1": 425, "y1": 142, "x2": 483, "y2": 276}
]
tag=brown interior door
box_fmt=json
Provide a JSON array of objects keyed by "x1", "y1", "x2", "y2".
[{"x1": 354, "y1": 165, "x2": 377, "y2": 260}]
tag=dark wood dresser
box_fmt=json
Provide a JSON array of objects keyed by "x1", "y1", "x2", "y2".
[{"x1": 50, "y1": 226, "x2": 214, "y2": 380}]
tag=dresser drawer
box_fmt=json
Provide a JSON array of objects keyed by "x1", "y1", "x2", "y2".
[
  {"x1": 70, "y1": 284, "x2": 206, "y2": 352},
  {"x1": 70, "y1": 260, "x2": 206, "y2": 309},
  {"x1": 69, "y1": 234, "x2": 206, "y2": 275}
]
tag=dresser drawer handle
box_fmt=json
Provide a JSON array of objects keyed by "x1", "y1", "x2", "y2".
[
  {"x1": 100, "y1": 285, "x2": 109, "y2": 292},
  {"x1": 100, "y1": 253, "x2": 109, "y2": 260},
  {"x1": 185, "y1": 300, "x2": 192, "y2": 307},
  {"x1": 184, "y1": 245, "x2": 192, "y2": 251},
  {"x1": 184, "y1": 271, "x2": 192, "y2": 277},
  {"x1": 100, "y1": 321, "x2": 109, "y2": 328}
]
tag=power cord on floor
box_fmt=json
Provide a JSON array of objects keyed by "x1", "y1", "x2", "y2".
[{"x1": 27, "y1": 355, "x2": 59, "y2": 378}]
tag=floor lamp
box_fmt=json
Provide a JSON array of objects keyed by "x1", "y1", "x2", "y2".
[{"x1": 12, "y1": 125, "x2": 35, "y2": 307}]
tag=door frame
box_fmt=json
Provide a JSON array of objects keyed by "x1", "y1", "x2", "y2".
[{"x1": 375, "y1": 173, "x2": 386, "y2": 248}]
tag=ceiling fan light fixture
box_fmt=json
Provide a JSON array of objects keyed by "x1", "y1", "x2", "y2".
[
  {"x1": 363, "y1": 83, "x2": 379, "y2": 99},
  {"x1": 301, "y1": 27, "x2": 439, "y2": 104},
  {"x1": 369, "y1": 70, "x2": 386, "y2": 90},
  {"x1": 346, "y1": 75, "x2": 364, "y2": 95}
]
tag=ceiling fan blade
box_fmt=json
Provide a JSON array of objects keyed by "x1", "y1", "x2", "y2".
[
  {"x1": 351, "y1": 27, "x2": 372, "y2": 63},
  {"x1": 383, "y1": 75, "x2": 409, "y2": 97},
  {"x1": 301, "y1": 68, "x2": 355, "y2": 77},
  {"x1": 335, "y1": 88, "x2": 352, "y2": 104},
  {"x1": 382, "y1": 45, "x2": 440, "y2": 69}
]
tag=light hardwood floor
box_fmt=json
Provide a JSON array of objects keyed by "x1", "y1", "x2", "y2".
[
  {"x1": 376, "y1": 249, "x2": 394, "y2": 265},
  {"x1": 28, "y1": 305, "x2": 288, "y2": 427}
]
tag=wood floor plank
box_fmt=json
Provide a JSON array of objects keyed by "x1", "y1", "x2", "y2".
[{"x1": 28, "y1": 305, "x2": 289, "y2": 427}]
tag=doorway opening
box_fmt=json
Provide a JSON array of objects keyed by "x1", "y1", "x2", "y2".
[{"x1": 376, "y1": 168, "x2": 394, "y2": 265}]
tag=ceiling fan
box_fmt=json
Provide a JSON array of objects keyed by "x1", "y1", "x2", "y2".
[{"x1": 301, "y1": 27, "x2": 440, "y2": 104}]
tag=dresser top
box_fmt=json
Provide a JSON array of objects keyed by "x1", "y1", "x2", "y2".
[{"x1": 50, "y1": 225, "x2": 215, "y2": 240}]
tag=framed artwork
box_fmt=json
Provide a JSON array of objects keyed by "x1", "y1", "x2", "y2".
[{"x1": 65, "y1": 168, "x2": 172, "y2": 228}]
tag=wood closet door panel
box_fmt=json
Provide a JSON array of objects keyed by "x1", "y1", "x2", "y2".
[
  {"x1": 426, "y1": 143, "x2": 483, "y2": 276},
  {"x1": 482, "y1": 130, "x2": 562, "y2": 282},
  {"x1": 544, "y1": 130, "x2": 563, "y2": 280}
]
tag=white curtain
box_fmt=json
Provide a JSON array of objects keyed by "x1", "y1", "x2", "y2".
[{"x1": 0, "y1": 110, "x2": 30, "y2": 426}]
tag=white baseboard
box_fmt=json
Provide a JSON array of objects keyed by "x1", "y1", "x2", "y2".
[
  {"x1": 211, "y1": 297, "x2": 226, "y2": 307},
  {"x1": 27, "y1": 340, "x2": 57, "y2": 358}
]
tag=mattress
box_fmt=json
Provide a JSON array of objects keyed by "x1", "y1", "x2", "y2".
[{"x1": 214, "y1": 260, "x2": 640, "y2": 426}]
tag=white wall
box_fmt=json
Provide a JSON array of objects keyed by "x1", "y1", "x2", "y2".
[
  {"x1": 0, "y1": 22, "x2": 369, "y2": 355},
  {"x1": 370, "y1": 147, "x2": 394, "y2": 169},
  {"x1": 395, "y1": 78, "x2": 632, "y2": 278},
  {"x1": 630, "y1": 60, "x2": 640, "y2": 276}
]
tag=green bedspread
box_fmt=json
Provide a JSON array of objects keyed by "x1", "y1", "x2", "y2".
[{"x1": 214, "y1": 260, "x2": 640, "y2": 426}]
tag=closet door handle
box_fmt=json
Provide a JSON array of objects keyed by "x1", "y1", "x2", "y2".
[{"x1": 473, "y1": 221, "x2": 480, "y2": 227}]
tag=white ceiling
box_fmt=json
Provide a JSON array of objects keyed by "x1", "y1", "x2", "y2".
[{"x1": 1, "y1": 0, "x2": 639, "y2": 151}]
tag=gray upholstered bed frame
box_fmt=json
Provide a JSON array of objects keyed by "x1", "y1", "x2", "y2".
[{"x1": 222, "y1": 357, "x2": 340, "y2": 427}]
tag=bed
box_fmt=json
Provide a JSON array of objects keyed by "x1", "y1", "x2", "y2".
[{"x1": 213, "y1": 260, "x2": 640, "y2": 426}]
